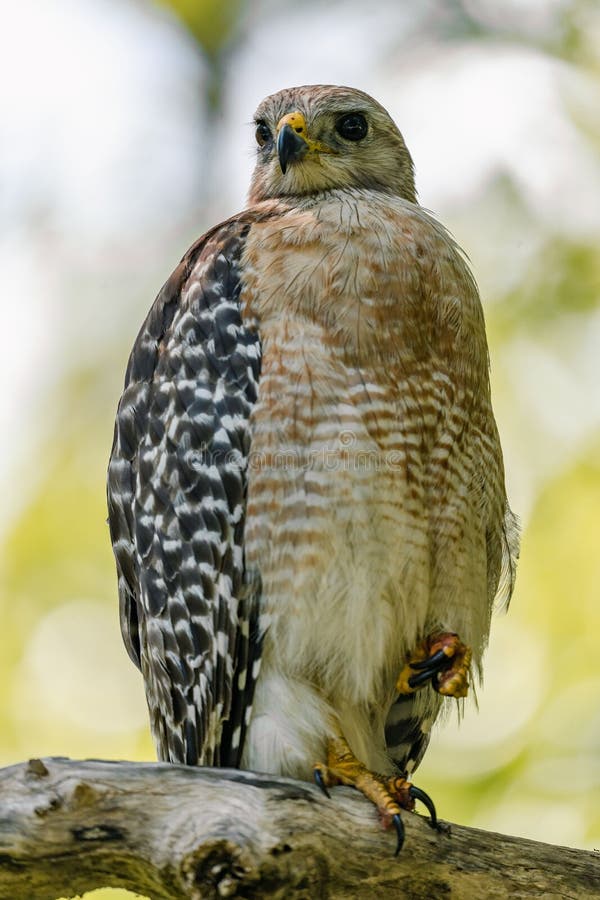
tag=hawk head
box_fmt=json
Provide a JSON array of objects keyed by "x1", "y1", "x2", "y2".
[{"x1": 248, "y1": 85, "x2": 416, "y2": 204}]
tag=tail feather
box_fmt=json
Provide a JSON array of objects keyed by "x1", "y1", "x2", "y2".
[{"x1": 385, "y1": 691, "x2": 443, "y2": 775}]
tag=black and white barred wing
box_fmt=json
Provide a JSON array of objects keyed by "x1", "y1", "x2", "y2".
[{"x1": 107, "y1": 219, "x2": 262, "y2": 767}]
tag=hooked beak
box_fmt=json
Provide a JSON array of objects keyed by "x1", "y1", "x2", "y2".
[
  {"x1": 277, "y1": 116, "x2": 309, "y2": 174},
  {"x1": 275, "y1": 110, "x2": 335, "y2": 175}
]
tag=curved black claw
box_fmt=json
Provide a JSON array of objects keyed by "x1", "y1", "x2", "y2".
[
  {"x1": 313, "y1": 767, "x2": 331, "y2": 799},
  {"x1": 392, "y1": 813, "x2": 405, "y2": 855},
  {"x1": 408, "y1": 668, "x2": 438, "y2": 689},
  {"x1": 410, "y1": 649, "x2": 448, "y2": 671},
  {"x1": 409, "y1": 784, "x2": 439, "y2": 830},
  {"x1": 408, "y1": 650, "x2": 453, "y2": 689}
]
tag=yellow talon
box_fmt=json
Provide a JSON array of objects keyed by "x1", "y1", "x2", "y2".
[{"x1": 396, "y1": 632, "x2": 472, "y2": 700}]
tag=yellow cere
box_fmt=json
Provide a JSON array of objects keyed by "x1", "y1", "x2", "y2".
[{"x1": 276, "y1": 111, "x2": 335, "y2": 155}]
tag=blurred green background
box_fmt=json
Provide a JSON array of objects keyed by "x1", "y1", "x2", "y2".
[{"x1": 1, "y1": 1, "x2": 599, "y2": 897}]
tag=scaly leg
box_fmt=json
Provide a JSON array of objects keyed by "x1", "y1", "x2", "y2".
[
  {"x1": 396, "y1": 632, "x2": 472, "y2": 699},
  {"x1": 313, "y1": 733, "x2": 437, "y2": 854}
]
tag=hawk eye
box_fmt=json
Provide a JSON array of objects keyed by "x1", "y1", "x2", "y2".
[
  {"x1": 255, "y1": 121, "x2": 272, "y2": 147},
  {"x1": 335, "y1": 113, "x2": 368, "y2": 142}
]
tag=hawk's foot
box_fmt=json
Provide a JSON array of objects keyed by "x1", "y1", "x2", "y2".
[
  {"x1": 396, "y1": 632, "x2": 472, "y2": 699},
  {"x1": 313, "y1": 734, "x2": 438, "y2": 855}
]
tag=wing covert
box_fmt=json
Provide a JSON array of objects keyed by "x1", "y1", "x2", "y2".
[{"x1": 108, "y1": 217, "x2": 263, "y2": 767}]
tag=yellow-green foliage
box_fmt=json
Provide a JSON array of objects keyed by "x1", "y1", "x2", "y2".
[{"x1": 153, "y1": 0, "x2": 244, "y2": 57}]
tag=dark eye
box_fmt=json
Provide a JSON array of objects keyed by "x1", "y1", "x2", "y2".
[
  {"x1": 335, "y1": 113, "x2": 368, "y2": 141},
  {"x1": 255, "y1": 120, "x2": 272, "y2": 147}
]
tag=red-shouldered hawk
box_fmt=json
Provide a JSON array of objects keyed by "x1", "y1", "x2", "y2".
[{"x1": 107, "y1": 85, "x2": 519, "y2": 852}]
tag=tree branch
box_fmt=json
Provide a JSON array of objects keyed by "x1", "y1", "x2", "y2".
[{"x1": 0, "y1": 758, "x2": 598, "y2": 899}]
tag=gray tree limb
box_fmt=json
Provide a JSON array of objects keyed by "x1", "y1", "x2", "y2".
[{"x1": 0, "y1": 758, "x2": 598, "y2": 899}]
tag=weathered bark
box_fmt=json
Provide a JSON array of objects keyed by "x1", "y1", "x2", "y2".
[{"x1": 0, "y1": 758, "x2": 597, "y2": 899}]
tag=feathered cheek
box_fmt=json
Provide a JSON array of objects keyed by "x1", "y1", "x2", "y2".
[{"x1": 275, "y1": 156, "x2": 341, "y2": 195}]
